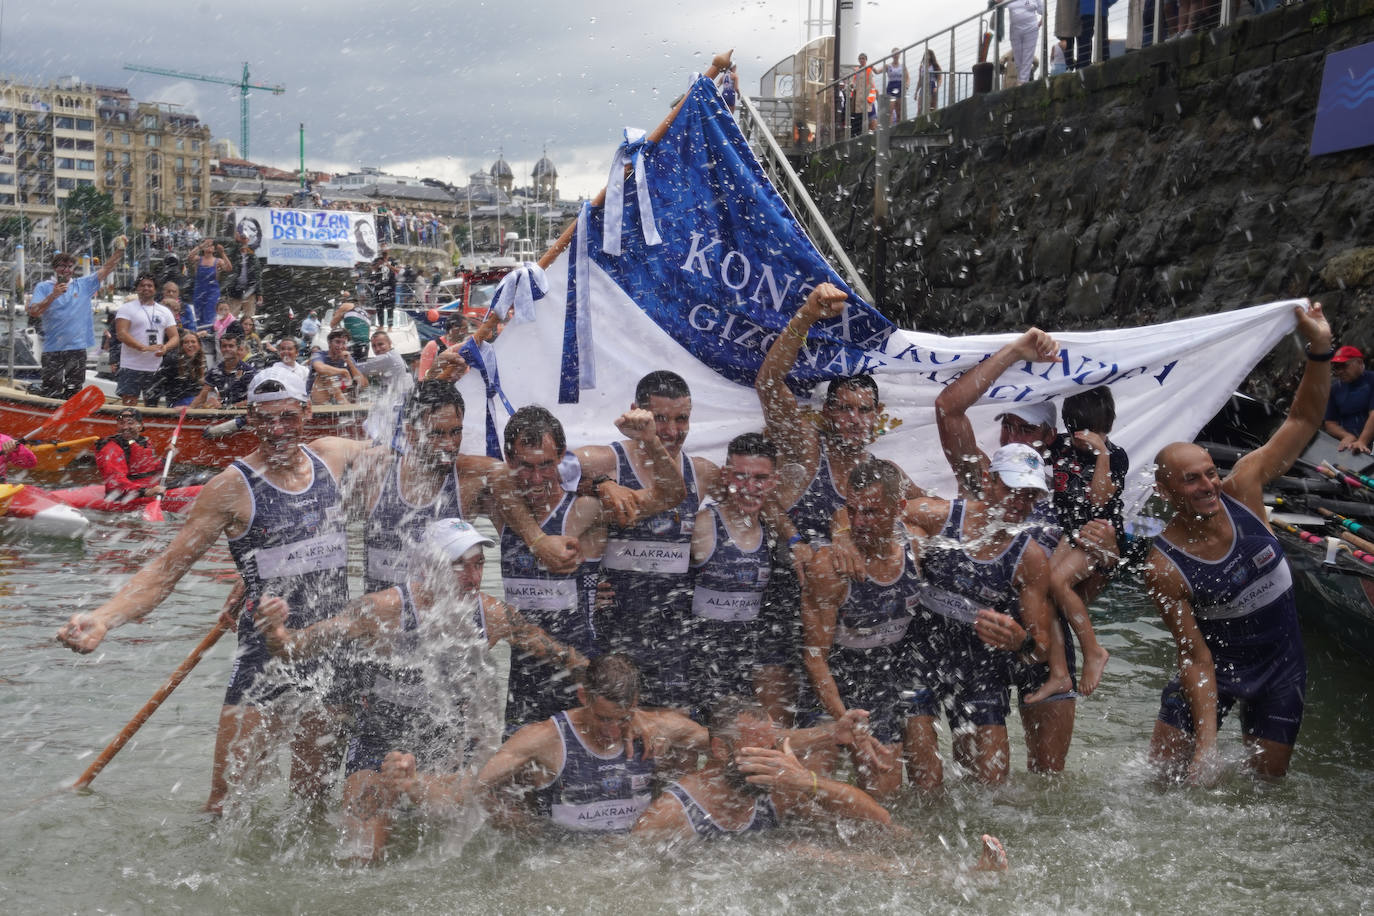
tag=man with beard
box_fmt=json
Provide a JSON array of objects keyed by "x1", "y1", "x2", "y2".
[
  {"x1": 57, "y1": 366, "x2": 368, "y2": 813},
  {"x1": 495, "y1": 405, "x2": 682, "y2": 732},
  {"x1": 1146, "y1": 302, "x2": 1330, "y2": 786}
]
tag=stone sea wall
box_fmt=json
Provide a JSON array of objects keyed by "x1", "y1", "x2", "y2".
[{"x1": 803, "y1": 0, "x2": 1374, "y2": 401}]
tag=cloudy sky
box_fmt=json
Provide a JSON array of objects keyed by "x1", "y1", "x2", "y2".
[{"x1": 2, "y1": 0, "x2": 952, "y2": 198}]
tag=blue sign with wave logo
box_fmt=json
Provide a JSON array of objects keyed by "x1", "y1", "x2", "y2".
[{"x1": 1311, "y1": 41, "x2": 1374, "y2": 156}]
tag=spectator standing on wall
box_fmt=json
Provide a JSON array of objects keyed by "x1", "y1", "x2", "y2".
[
  {"x1": 915, "y1": 50, "x2": 942, "y2": 116},
  {"x1": 1071, "y1": 0, "x2": 1120, "y2": 70}
]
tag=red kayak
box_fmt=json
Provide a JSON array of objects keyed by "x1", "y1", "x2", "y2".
[
  {"x1": 46, "y1": 484, "x2": 203, "y2": 515},
  {"x1": 0, "y1": 484, "x2": 90, "y2": 539}
]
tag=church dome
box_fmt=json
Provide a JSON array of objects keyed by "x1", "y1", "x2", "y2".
[
  {"x1": 490, "y1": 157, "x2": 513, "y2": 179},
  {"x1": 532, "y1": 156, "x2": 558, "y2": 179}
]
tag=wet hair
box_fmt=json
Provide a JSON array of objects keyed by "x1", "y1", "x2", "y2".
[
  {"x1": 583, "y1": 653, "x2": 640, "y2": 707},
  {"x1": 726, "y1": 431, "x2": 777, "y2": 463},
  {"x1": 503, "y1": 405, "x2": 566, "y2": 458},
  {"x1": 371, "y1": 330, "x2": 391, "y2": 342},
  {"x1": 823, "y1": 374, "x2": 879, "y2": 410},
  {"x1": 51, "y1": 253, "x2": 75, "y2": 269},
  {"x1": 136, "y1": 272, "x2": 157, "y2": 287},
  {"x1": 327, "y1": 328, "x2": 349, "y2": 342},
  {"x1": 704, "y1": 695, "x2": 770, "y2": 740},
  {"x1": 1062, "y1": 386, "x2": 1115, "y2": 435},
  {"x1": 407, "y1": 379, "x2": 465, "y2": 421},
  {"x1": 634, "y1": 370, "x2": 690, "y2": 408},
  {"x1": 848, "y1": 457, "x2": 904, "y2": 501}
]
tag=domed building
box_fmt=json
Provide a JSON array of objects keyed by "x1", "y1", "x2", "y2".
[
  {"x1": 489, "y1": 155, "x2": 513, "y2": 192},
  {"x1": 532, "y1": 154, "x2": 558, "y2": 199}
]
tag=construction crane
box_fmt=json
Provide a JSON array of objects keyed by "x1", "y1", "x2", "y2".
[{"x1": 122, "y1": 62, "x2": 285, "y2": 159}]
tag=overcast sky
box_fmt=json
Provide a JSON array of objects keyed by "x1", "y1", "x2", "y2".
[{"x1": 2, "y1": 0, "x2": 952, "y2": 198}]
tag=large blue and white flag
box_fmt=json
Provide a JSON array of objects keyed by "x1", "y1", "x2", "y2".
[{"x1": 459, "y1": 76, "x2": 1301, "y2": 516}]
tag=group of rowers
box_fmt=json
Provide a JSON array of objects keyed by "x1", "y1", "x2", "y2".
[{"x1": 54, "y1": 284, "x2": 1332, "y2": 866}]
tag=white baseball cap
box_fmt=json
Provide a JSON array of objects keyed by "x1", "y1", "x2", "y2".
[
  {"x1": 424, "y1": 517, "x2": 496, "y2": 561},
  {"x1": 988, "y1": 443, "x2": 1050, "y2": 492},
  {"x1": 247, "y1": 366, "x2": 309, "y2": 404},
  {"x1": 995, "y1": 401, "x2": 1057, "y2": 430}
]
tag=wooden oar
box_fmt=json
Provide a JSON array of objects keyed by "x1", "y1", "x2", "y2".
[
  {"x1": 19, "y1": 384, "x2": 106, "y2": 442},
  {"x1": 1313, "y1": 505, "x2": 1374, "y2": 539},
  {"x1": 72, "y1": 585, "x2": 244, "y2": 791},
  {"x1": 143, "y1": 406, "x2": 188, "y2": 522},
  {"x1": 1334, "y1": 463, "x2": 1374, "y2": 491}
]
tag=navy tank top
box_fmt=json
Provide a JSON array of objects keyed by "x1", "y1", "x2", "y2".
[
  {"x1": 787, "y1": 443, "x2": 846, "y2": 543},
  {"x1": 833, "y1": 536, "x2": 925, "y2": 649},
  {"x1": 690, "y1": 502, "x2": 772, "y2": 622},
  {"x1": 601, "y1": 442, "x2": 699, "y2": 610},
  {"x1": 664, "y1": 782, "x2": 780, "y2": 837},
  {"x1": 1153, "y1": 494, "x2": 1299, "y2": 654},
  {"x1": 227, "y1": 447, "x2": 348, "y2": 630},
  {"x1": 364, "y1": 457, "x2": 464, "y2": 593},
  {"x1": 919, "y1": 499, "x2": 1032, "y2": 625},
  {"x1": 500, "y1": 491, "x2": 601, "y2": 729},
  {"x1": 533, "y1": 711, "x2": 656, "y2": 832}
]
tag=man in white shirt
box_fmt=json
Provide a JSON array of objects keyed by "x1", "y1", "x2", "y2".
[{"x1": 114, "y1": 272, "x2": 180, "y2": 406}]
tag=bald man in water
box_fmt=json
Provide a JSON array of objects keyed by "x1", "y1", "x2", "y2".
[{"x1": 1144, "y1": 301, "x2": 1330, "y2": 786}]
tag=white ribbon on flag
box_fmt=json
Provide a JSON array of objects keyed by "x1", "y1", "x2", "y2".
[
  {"x1": 489, "y1": 261, "x2": 549, "y2": 324},
  {"x1": 602, "y1": 127, "x2": 662, "y2": 257}
]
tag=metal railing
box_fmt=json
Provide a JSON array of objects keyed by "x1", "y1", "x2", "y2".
[{"x1": 736, "y1": 91, "x2": 875, "y2": 303}]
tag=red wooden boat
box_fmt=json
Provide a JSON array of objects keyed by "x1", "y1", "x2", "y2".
[{"x1": 0, "y1": 384, "x2": 370, "y2": 469}]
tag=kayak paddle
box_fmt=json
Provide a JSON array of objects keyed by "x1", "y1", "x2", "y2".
[{"x1": 143, "y1": 406, "x2": 188, "y2": 522}]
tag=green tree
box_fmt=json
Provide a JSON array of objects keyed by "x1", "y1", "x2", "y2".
[
  {"x1": 0, "y1": 214, "x2": 33, "y2": 244},
  {"x1": 58, "y1": 186, "x2": 124, "y2": 254}
]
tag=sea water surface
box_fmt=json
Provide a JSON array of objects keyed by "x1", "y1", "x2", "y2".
[{"x1": 2, "y1": 515, "x2": 1373, "y2": 914}]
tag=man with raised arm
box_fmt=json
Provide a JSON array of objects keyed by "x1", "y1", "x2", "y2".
[
  {"x1": 574, "y1": 370, "x2": 698, "y2": 709},
  {"x1": 494, "y1": 404, "x2": 681, "y2": 732},
  {"x1": 56, "y1": 366, "x2": 367, "y2": 813},
  {"x1": 755, "y1": 283, "x2": 923, "y2": 722},
  {"x1": 932, "y1": 326, "x2": 1103, "y2": 773},
  {"x1": 28, "y1": 239, "x2": 126, "y2": 399},
  {"x1": 257, "y1": 518, "x2": 591, "y2": 863},
  {"x1": 756, "y1": 282, "x2": 923, "y2": 547},
  {"x1": 1146, "y1": 303, "x2": 1330, "y2": 785}
]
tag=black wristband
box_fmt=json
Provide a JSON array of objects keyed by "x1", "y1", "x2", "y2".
[
  {"x1": 1019, "y1": 631, "x2": 1036, "y2": 658},
  {"x1": 1306, "y1": 344, "x2": 1335, "y2": 362}
]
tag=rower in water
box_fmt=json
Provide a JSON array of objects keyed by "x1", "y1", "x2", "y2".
[{"x1": 1145, "y1": 302, "x2": 1330, "y2": 785}]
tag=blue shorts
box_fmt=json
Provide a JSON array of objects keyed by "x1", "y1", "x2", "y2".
[
  {"x1": 825, "y1": 639, "x2": 930, "y2": 745},
  {"x1": 222, "y1": 599, "x2": 343, "y2": 707},
  {"x1": 914, "y1": 613, "x2": 1010, "y2": 731},
  {"x1": 1157, "y1": 630, "x2": 1307, "y2": 746},
  {"x1": 344, "y1": 664, "x2": 474, "y2": 774},
  {"x1": 115, "y1": 367, "x2": 158, "y2": 399}
]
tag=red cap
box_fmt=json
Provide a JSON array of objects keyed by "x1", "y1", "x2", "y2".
[{"x1": 1332, "y1": 345, "x2": 1364, "y2": 364}]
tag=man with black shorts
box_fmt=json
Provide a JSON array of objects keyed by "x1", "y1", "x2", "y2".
[
  {"x1": 58, "y1": 366, "x2": 368, "y2": 813},
  {"x1": 113, "y1": 273, "x2": 179, "y2": 405}
]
